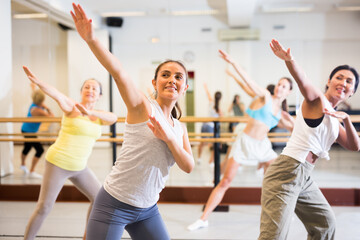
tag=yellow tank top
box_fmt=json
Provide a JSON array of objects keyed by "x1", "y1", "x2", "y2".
[{"x1": 46, "y1": 115, "x2": 102, "y2": 171}]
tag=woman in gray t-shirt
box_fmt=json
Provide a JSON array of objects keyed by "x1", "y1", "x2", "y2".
[{"x1": 71, "y1": 4, "x2": 194, "y2": 240}]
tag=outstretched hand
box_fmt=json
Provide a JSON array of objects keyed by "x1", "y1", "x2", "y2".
[
  {"x1": 75, "y1": 103, "x2": 90, "y2": 116},
  {"x1": 70, "y1": 3, "x2": 94, "y2": 42},
  {"x1": 324, "y1": 108, "x2": 348, "y2": 120},
  {"x1": 147, "y1": 115, "x2": 175, "y2": 143},
  {"x1": 270, "y1": 39, "x2": 293, "y2": 61},
  {"x1": 23, "y1": 66, "x2": 41, "y2": 85},
  {"x1": 218, "y1": 49, "x2": 235, "y2": 64}
]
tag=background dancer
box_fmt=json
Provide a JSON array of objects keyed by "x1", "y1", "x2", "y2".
[{"x1": 188, "y1": 49, "x2": 294, "y2": 231}]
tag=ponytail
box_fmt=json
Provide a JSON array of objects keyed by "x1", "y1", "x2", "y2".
[
  {"x1": 281, "y1": 99, "x2": 289, "y2": 112},
  {"x1": 171, "y1": 102, "x2": 182, "y2": 120}
]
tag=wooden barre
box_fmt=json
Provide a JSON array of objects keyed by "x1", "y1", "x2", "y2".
[
  {"x1": 0, "y1": 133, "x2": 119, "y2": 137},
  {"x1": 2, "y1": 115, "x2": 360, "y2": 123},
  {"x1": 0, "y1": 137, "x2": 291, "y2": 143},
  {"x1": 0, "y1": 116, "x2": 246, "y2": 123},
  {"x1": 1, "y1": 132, "x2": 291, "y2": 138},
  {"x1": 2, "y1": 131, "x2": 359, "y2": 138}
]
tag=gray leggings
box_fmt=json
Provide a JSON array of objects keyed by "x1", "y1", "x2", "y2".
[
  {"x1": 24, "y1": 161, "x2": 101, "y2": 240},
  {"x1": 86, "y1": 187, "x2": 170, "y2": 240}
]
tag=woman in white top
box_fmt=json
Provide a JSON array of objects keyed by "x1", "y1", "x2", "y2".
[
  {"x1": 71, "y1": 4, "x2": 194, "y2": 240},
  {"x1": 259, "y1": 39, "x2": 360, "y2": 240},
  {"x1": 188, "y1": 50, "x2": 294, "y2": 231}
]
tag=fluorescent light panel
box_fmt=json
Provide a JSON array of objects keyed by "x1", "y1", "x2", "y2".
[
  {"x1": 171, "y1": 9, "x2": 220, "y2": 16},
  {"x1": 262, "y1": 3, "x2": 314, "y2": 13},
  {"x1": 101, "y1": 11, "x2": 146, "y2": 17},
  {"x1": 336, "y1": 3, "x2": 360, "y2": 11},
  {"x1": 101, "y1": 9, "x2": 220, "y2": 17},
  {"x1": 13, "y1": 13, "x2": 48, "y2": 19}
]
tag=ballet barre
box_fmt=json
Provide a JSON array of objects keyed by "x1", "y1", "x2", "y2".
[{"x1": 2, "y1": 115, "x2": 360, "y2": 188}]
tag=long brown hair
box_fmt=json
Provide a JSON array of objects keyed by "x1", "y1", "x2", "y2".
[
  {"x1": 154, "y1": 60, "x2": 188, "y2": 119},
  {"x1": 280, "y1": 77, "x2": 293, "y2": 111}
]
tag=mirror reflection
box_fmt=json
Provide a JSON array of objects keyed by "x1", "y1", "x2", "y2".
[{"x1": 1, "y1": 0, "x2": 360, "y2": 191}]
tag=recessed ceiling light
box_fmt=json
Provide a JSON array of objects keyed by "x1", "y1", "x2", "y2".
[{"x1": 13, "y1": 13, "x2": 48, "y2": 19}]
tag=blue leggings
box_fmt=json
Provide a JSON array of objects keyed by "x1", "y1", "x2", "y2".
[{"x1": 86, "y1": 187, "x2": 170, "y2": 240}]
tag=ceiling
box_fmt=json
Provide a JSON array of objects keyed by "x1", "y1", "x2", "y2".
[
  {"x1": 81, "y1": 0, "x2": 358, "y2": 14},
  {"x1": 11, "y1": 0, "x2": 360, "y2": 28}
]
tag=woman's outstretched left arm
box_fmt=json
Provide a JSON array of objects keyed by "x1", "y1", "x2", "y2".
[
  {"x1": 277, "y1": 111, "x2": 295, "y2": 132},
  {"x1": 75, "y1": 103, "x2": 117, "y2": 125},
  {"x1": 325, "y1": 109, "x2": 360, "y2": 151}
]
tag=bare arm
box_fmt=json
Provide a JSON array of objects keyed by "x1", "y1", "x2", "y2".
[
  {"x1": 203, "y1": 83, "x2": 213, "y2": 102},
  {"x1": 228, "y1": 103, "x2": 234, "y2": 114},
  {"x1": 270, "y1": 39, "x2": 323, "y2": 104},
  {"x1": 31, "y1": 106, "x2": 54, "y2": 117},
  {"x1": 23, "y1": 66, "x2": 75, "y2": 114},
  {"x1": 226, "y1": 69, "x2": 256, "y2": 98},
  {"x1": 325, "y1": 109, "x2": 360, "y2": 151},
  {"x1": 147, "y1": 116, "x2": 194, "y2": 173},
  {"x1": 75, "y1": 103, "x2": 117, "y2": 125},
  {"x1": 71, "y1": 3, "x2": 148, "y2": 122},
  {"x1": 276, "y1": 111, "x2": 295, "y2": 132},
  {"x1": 219, "y1": 50, "x2": 268, "y2": 97}
]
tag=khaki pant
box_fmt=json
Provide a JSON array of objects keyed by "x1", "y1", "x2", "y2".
[{"x1": 259, "y1": 155, "x2": 336, "y2": 240}]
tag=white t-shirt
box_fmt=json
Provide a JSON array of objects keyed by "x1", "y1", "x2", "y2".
[{"x1": 282, "y1": 97, "x2": 340, "y2": 163}]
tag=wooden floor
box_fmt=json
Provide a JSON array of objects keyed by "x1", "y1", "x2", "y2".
[
  {"x1": 1, "y1": 144, "x2": 360, "y2": 239},
  {"x1": 1, "y1": 201, "x2": 360, "y2": 239}
]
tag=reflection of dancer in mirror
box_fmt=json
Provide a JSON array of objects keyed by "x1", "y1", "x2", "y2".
[
  {"x1": 21, "y1": 83, "x2": 54, "y2": 178},
  {"x1": 188, "y1": 49, "x2": 294, "y2": 231},
  {"x1": 227, "y1": 94, "x2": 245, "y2": 132},
  {"x1": 219, "y1": 71, "x2": 294, "y2": 175},
  {"x1": 71, "y1": 3, "x2": 194, "y2": 239},
  {"x1": 22, "y1": 67, "x2": 117, "y2": 240},
  {"x1": 259, "y1": 39, "x2": 360, "y2": 240},
  {"x1": 198, "y1": 83, "x2": 223, "y2": 165}
]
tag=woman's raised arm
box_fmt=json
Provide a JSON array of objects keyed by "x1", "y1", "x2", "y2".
[
  {"x1": 225, "y1": 69, "x2": 256, "y2": 98},
  {"x1": 219, "y1": 50, "x2": 268, "y2": 98},
  {"x1": 23, "y1": 66, "x2": 75, "y2": 114},
  {"x1": 71, "y1": 3, "x2": 147, "y2": 117},
  {"x1": 270, "y1": 39, "x2": 323, "y2": 103}
]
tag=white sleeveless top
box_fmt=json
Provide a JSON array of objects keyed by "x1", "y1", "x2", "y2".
[
  {"x1": 282, "y1": 98, "x2": 340, "y2": 163},
  {"x1": 104, "y1": 99, "x2": 184, "y2": 208}
]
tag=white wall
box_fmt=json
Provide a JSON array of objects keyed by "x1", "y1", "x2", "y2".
[
  {"x1": 67, "y1": 29, "x2": 110, "y2": 136},
  {"x1": 106, "y1": 11, "x2": 360, "y2": 121},
  {"x1": 0, "y1": 0, "x2": 14, "y2": 177},
  {"x1": 10, "y1": 10, "x2": 360, "y2": 130},
  {"x1": 12, "y1": 18, "x2": 68, "y2": 133}
]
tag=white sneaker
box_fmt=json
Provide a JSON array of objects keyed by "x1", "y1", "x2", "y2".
[
  {"x1": 187, "y1": 219, "x2": 209, "y2": 231},
  {"x1": 28, "y1": 172, "x2": 42, "y2": 179},
  {"x1": 20, "y1": 165, "x2": 29, "y2": 175}
]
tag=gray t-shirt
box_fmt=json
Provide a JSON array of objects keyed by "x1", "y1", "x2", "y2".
[{"x1": 104, "y1": 99, "x2": 184, "y2": 208}]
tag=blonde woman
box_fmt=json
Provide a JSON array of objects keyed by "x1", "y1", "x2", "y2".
[
  {"x1": 23, "y1": 66, "x2": 117, "y2": 240},
  {"x1": 21, "y1": 87, "x2": 53, "y2": 178}
]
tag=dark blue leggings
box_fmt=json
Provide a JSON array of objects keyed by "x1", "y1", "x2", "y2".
[{"x1": 86, "y1": 187, "x2": 170, "y2": 240}]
